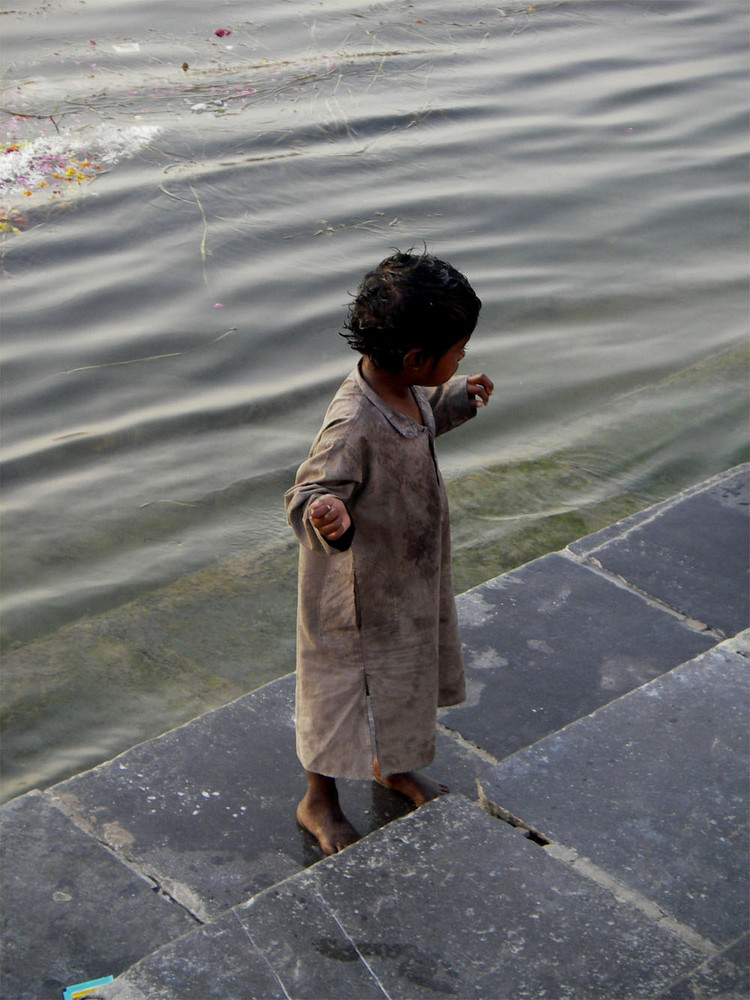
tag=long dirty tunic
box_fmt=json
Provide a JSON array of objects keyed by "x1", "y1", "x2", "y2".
[{"x1": 284, "y1": 362, "x2": 475, "y2": 778}]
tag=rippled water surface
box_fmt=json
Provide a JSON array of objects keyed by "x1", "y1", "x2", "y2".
[{"x1": 1, "y1": 0, "x2": 747, "y2": 800}]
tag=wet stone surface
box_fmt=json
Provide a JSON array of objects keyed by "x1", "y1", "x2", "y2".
[
  {"x1": 0, "y1": 791, "x2": 196, "y2": 1000},
  {"x1": 570, "y1": 464, "x2": 750, "y2": 637},
  {"x1": 3, "y1": 466, "x2": 748, "y2": 1000},
  {"x1": 479, "y1": 635, "x2": 750, "y2": 950},
  {"x1": 96, "y1": 796, "x2": 706, "y2": 1000},
  {"x1": 48, "y1": 675, "x2": 418, "y2": 923},
  {"x1": 440, "y1": 551, "x2": 715, "y2": 761},
  {"x1": 44, "y1": 673, "x2": 498, "y2": 930}
]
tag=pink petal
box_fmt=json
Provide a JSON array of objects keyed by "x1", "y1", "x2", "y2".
[{"x1": 214, "y1": 28, "x2": 231, "y2": 37}]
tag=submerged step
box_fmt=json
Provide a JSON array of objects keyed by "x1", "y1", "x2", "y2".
[{"x1": 569, "y1": 463, "x2": 749, "y2": 637}]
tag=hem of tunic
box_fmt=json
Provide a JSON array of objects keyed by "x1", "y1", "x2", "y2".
[
  {"x1": 437, "y1": 693, "x2": 466, "y2": 708},
  {"x1": 297, "y1": 747, "x2": 435, "y2": 781}
]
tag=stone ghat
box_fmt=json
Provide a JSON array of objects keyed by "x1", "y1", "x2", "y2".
[{"x1": 2, "y1": 464, "x2": 748, "y2": 1000}]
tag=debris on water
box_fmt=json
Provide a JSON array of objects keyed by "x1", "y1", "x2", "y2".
[
  {"x1": 214, "y1": 28, "x2": 232, "y2": 38},
  {"x1": 2, "y1": 140, "x2": 102, "y2": 196},
  {"x1": 0, "y1": 209, "x2": 25, "y2": 233},
  {"x1": 0, "y1": 124, "x2": 161, "y2": 220},
  {"x1": 182, "y1": 61, "x2": 189, "y2": 71},
  {"x1": 191, "y1": 100, "x2": 226, "y2": 113}
]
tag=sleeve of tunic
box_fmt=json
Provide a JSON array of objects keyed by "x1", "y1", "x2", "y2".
[
  {"x1": 284, "y1": 413, "x2": 365, "y2": 556},
  {"x1": 425, "y1": 375, "x2": 476, "y2": 436}
]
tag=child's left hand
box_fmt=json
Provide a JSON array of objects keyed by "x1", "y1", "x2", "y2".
[
  {"x1": 467, "y1": 373, "x2": 494, "y2": 409},
  {"x1": 310, "y1": 494, "x2": 351, "y2": 542}
]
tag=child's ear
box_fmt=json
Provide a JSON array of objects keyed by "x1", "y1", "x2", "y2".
[{"x1": 403, "y1": 348, "x2": 428, "y2": 372}]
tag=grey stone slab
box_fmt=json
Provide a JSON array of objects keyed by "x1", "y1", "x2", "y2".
[
  {"x1": 433, "y1": 723, "x2": 497, "y2": 799},
  {"x1": 93, "y1": 911, "x2": 287, "y2": 1000},
  {"x1": 479, "y1": 640, "x2": 750, "y2": 949},
  {"x1": 442, "y1": 552, "x2": 715, "y2": 761},
  {"x1": 566, "y1": 467, "x2": 741, "y2": 555},
  {"x1": 93, "y1": 794, "x2": 710, "y2": 1000},
  {"x1": 49, "y1": 675, "x2": 421, "y2": 921},
  {"x1": 0, "y1": 790, "x2": 196, "y2": 1000},
  {"x1": 293, "y1": 795, "x2": 704, "y2": 999},
  {"x1": 658, "y1": 933, "x2": 749, "y2": 999},
  {"x1": 570, "y1": 464, "x2": 749, "y2": 637},
  {"x1": 235, "y1": 878, "x2": 389, "y2": 999}
]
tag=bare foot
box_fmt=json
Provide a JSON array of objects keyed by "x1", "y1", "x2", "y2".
[
  {"x1": 373, "y1": 757, "x2": 448, "y2": 806},
  {"x1": 297, "y1": 792, "x2": 361, "y2": 856}
]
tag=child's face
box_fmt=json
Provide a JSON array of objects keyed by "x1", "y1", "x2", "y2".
[{"x1": 418, "y1": 335, "x2": 471, "y2": 386}]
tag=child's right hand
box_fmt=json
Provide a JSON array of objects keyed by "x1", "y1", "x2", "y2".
[
  {"x1": 467, "y1": 372, "x2": 494, "y2": 409},
  {"x1": 310, "y1": 495, "x2": 352, "y2": 542}
]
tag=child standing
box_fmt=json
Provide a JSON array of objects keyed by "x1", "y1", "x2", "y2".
[{"x1": 285, "y1": 251, "x2": 493, "y2": 855}]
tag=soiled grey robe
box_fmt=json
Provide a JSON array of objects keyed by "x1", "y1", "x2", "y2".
[{"x1": 284, "y1": 362, "x2": 475, "y2": 778}]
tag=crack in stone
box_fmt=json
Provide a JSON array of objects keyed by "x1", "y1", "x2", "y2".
[
  {"x1": 46, "y1": 789, "x2": 205, "y2": 925},
  {"x1": 310, "y1": 885, "x2": 393, "y2": 1000},
  {"x1": 476, "y1": 780, "x2": 550, "y2": 845},
  {"x1": 477, "y1": 782, "x2": 720, "y2": 960},
  {"x1": 231, "y1": 909, "x2": 294, "y2": 1000}
]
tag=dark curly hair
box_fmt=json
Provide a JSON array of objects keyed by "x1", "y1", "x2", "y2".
[{"x1": 341, "y1": 250, "x2": 481, "y2": 372}]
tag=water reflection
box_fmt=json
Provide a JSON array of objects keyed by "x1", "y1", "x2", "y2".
[{"x1": 1, "y1": 0, "x2": 747, "y2": 800}]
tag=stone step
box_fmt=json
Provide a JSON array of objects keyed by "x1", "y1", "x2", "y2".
[
  {"x1": 92, "y1": 792, "x2": 719, "y2": 1000},
  {"x1": 0, "y1": 674, "x2": 495, "y2": 999},
  {"x1": 2, "y1": 464, "x2": 747, "y2": 999},
  {"x1": 439, "y1": 462, "x2": 748, "y2": 760},
  {"x1": 478, "y1": 632, "x2": 750, "y2": 954},
  {"x1": 0, "y1": 790, "x2": 198, "y2": 1000},
  {"x1": 81, "y1": 632, "x2": 750, "y2": 1000}
]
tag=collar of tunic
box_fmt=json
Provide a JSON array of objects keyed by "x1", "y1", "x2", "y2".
[{"x1": 351, "y1": 361, "x2": 436, "y2": 439}]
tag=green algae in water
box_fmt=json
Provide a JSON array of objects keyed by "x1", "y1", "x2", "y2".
[
  {"x1": 0, "y1": 540, "x2": 301, "y2": 802},
  {"x1": 2, "y1": 342, "x2": 747, "y2": 802},
  {"x1": 449, "y1": 342, "x2": 749, "y2": 592}
]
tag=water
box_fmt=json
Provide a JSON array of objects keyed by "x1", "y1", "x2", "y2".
[{"x1": 1, "y1": 0, "x2": 747, "y2": 802}]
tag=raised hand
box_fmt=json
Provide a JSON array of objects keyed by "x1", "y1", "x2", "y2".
[{"x1": 467, "y1": 372, "x2": 494, "y2": 408}]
